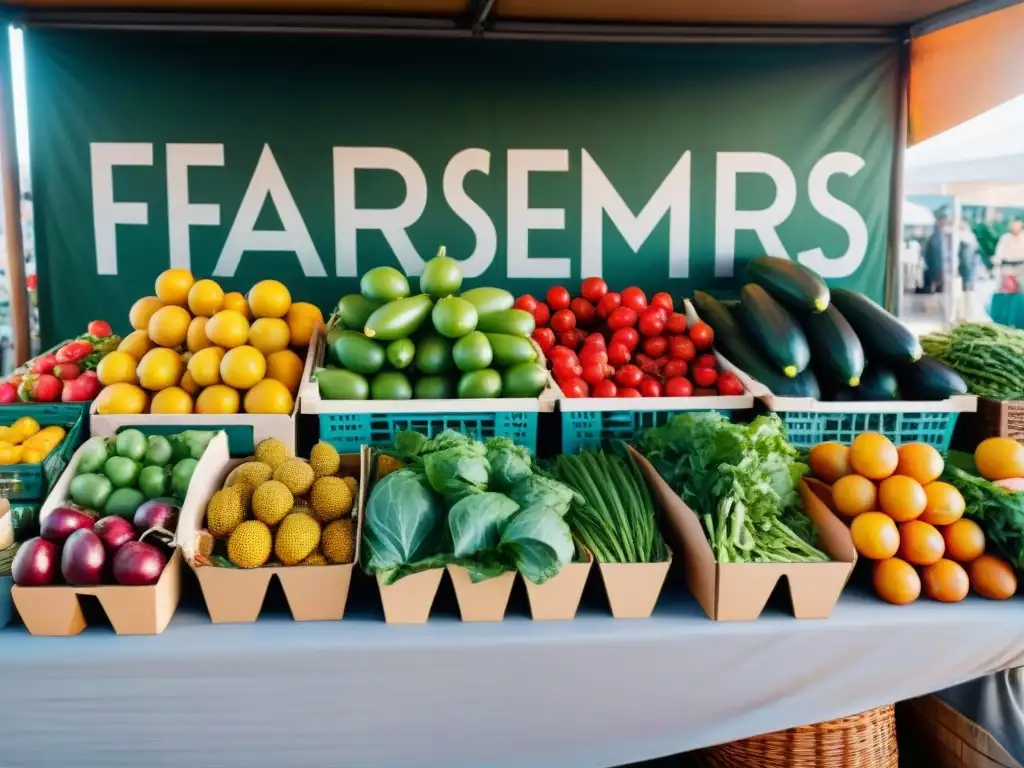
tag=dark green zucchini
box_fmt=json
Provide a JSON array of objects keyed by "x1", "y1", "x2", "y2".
[
  {"x1": 830, "y1": 289, "x2": 922, "y2": 364},
  {"x1": 898, "y1": 355, "x2": 968, "y2": 401},
  {"x1": 747, "y1": 256, "x2": 830, "y2": 313},
  {"x1": 737, "y1": 284, "x2": 810, "y2": 378},
  {"x1": 857, "y1": 364, "x2": 900, "y2": 401},
  {"x1": 801, "y1": 304, "x2": 865, "y2": 387}
]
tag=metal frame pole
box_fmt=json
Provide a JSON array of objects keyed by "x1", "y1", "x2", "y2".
[{"x1": 887, "y1": 36, "x2": 910, "y2": 316}]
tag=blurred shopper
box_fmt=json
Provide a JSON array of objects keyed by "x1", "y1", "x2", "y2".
[
  {"x1": 994, "y1": 217, "x2": 1024, "y2": 283},
  {"x1": 957, "y1": 220, "x2": 982, "y2": 320},
  {"x1": 922, "y1": 212, "x2": 951, "y2": 294}
]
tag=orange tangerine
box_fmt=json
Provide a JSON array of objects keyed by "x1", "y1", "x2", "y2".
[{"x1": 878, "y1": 475, "x2": 927, "y2": 522}]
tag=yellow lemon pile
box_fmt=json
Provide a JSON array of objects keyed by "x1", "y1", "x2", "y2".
[
  {"x1": 96, "y1": 270, "x2": 323, "y2": 415},
  {"x1": 0, "y1": 417, "x2": 67, "y2": 465}
]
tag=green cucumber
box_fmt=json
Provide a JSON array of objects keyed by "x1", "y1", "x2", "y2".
[
  {"x1": 337, "y1": 294, "x2": 381, "y2": 330},
  {"x1": 370, "y1": 371, "x2": 413, "y2": 400},
  {"x1": 737, "y1": 283, "x2": 810, "y2": 378},
  {"x1": 329, "y1": 330, "x2": 385, "y2": 375},
  {"x1": 458, "y1": 369, "x2": 502, "y2": 398},
  {"x1": 747, "y1": 256, "x2": 830, "y2": 313},
  {"x1": 475, "y1": 309, "x2": 535, "y2": 337},
  {"x1": 486, "y1": 333, "x2": 538, "y2": 366},
  {"x1": 898, "y1": 356, "x2": 967, "y2": 401},
  {"x1": 502, "y1": 362, "x2": 547, "y2": 398},
  {"x1": 414, "y1": 376, "x2": 454, "y2": 400},
  {"x1": 459, "y1": 287, "x2": 515, "y2": 316},
  {"x1": 432, "y1": 296, "x2": 478, "y2": 338},
  {"x1": 325, "y1": 325, "x2": 346, "y2": 366},
  {"x1": 360, "y1": 266, "x2": 410, "y2": 303},
  {"x1": 316, "y1": 367, "x2": 370, "y2": 400},
  {"x1": 452, "y1": 331, "x2": 493, "y2": 372},
  {"x1": 364, "y1": 294, "x2": 433, "y2": 341},
  {"x1": 415, "y1": 334, "x2": 452, "y2": 375},
  {"x1": 857, "y1": 364, "x2": 900, "y2": 401},
  {"x1": 801, "y1": 304, "x2": 865, "y2": 387},
  {"x1": 830, "y1": 289, "x2": 922, "y2": 364}
]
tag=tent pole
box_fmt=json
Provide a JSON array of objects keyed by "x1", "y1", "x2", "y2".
[
  {"x1": 887, "y1": 37, "x2": 910, "y2": 316},
  {"x1": 0, "y1": 27, "x2": 28, "y2": 367}
]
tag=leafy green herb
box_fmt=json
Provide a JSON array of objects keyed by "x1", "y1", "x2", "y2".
[{"x1": 942, "y1": 462, "x2": 1024, "y2": 568}]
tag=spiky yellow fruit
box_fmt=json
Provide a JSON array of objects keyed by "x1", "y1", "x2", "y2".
[
  {"x1": 309, "y1": 441, "x2": 341, "y2": 478},
  {"x1": 342, "y1": 476, "x2": 358, "y2": 497},
  {"x1": 251, "y1": 480, "x2": 294, "y2": 526},
  {"x1": 273, "y1": 458, "x2": 315, "y2": 496},
  {"x1": 309, "y1": 476, "x2": 353, "y2": 524},
  {"x1": 206, "y1": 486, "x2": 245, "y2": 538},
  {"x1": 301, "y1": 552, "x2": 328, "y2": 566},
  {"x1": 322, "y1": 518, "x2": 356, "y2": 564},
  {"x1": 274, "y1": 512, "x2": 321, "y2": 566},
  {"x1": 254, "y1": 438, "x2": 289, "y2": 470},
  {"x1": 227, "y1": 520, "x2": 272, "y2": 568},
  {"x1": 229, "y1": 460, "x2": 272, "y2": 488}
]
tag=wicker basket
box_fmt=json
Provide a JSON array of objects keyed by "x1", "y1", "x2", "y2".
[
  {"x1": 698, "y1": 705, "x2": 898, "y2": 768},
  {"x1": 977, "y1": 397, "x2": 1024, "y2": 442}
]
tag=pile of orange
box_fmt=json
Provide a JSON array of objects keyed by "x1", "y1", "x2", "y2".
[{"x1": 809, "y1": 433, "x2": 1017, "y2": 605}]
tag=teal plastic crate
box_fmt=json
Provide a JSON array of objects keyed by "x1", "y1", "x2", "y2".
[
  {"x1": 0, "y1": 404, "x2": 86, "y2": 502},
  {"x1": 562, "y1": 408, "x2": 748, "y2": 453},
  {"x1": 781, "y1": 410, "x2": 960, "y2": 449},
  {"x1": 319, "y1": 410, "x2": 539, "y2": 454}
]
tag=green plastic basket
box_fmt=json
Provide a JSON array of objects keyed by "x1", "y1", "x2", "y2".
[
  {"x1": 562, "y1": 408, "x2": 753, "y2": 453},
  {"x1": 0, "y1": 403, "x2": 86, "y2": 502},
  {"x1": 781, "y1": 410, "x2": 960, "y2": 449}
]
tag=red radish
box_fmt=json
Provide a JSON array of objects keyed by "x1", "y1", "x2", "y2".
[
  {"x1": 546, "y1": 286, "x2": 571, "y2": 312},
  {"x1": 607, "y1": 306, "x2": 637, "y2": 330},
  {"x1": 695, "y1": 353, "x2": 717, "y2": 369},
  {"x1": 578, "y1": 348, "x2": 608, "y2": 367},
  {"x1": 620, "y1": 287, "x2": 648, "y2": 312},
  {"x1": 569, "y1": 297, "x2": 596, "y2": 326},
  {"x1": 55, "y1": 340, "x2": 93, "y2": 365},
  {"x1": 532, "y1": 302, "x2": 551, "y2": 327},
  {"x1": 665, "y1": 377, "x2": 693, "y2": 397},
  {"x1": 583, "y1": 333, "x2": 606, "y2": 350},
  {"x1": 581, "y1": 363, "x2": 608, "y2": 385},
  {"x1": 553, "y1": 358, "x2": 583, "y2": 382},
  {"x1": 559, "y1": 330, "x2": 583, "y2": 350},
  {"x1": 689, "y1": 322, "x2": 715, "y2": 350},
  {"x1": 550, "y1": 309, "x2": 576, "y2": 334},
  {"x1": 532, "y1": 328, "x2": 555, "y2": 354},
  {"x1": 40, "y1": 507, "x2": 95, "y2": 543},
  {"x1": 615, "y1": 365, "x2": 644, "y2": 388},
  {"x1": 666, "y1": 312, "x2": 687, "y2": 334},
  {"x1": 639, "y1": 378, "x2": 663, "y2": 398},
  {"x1": 693, "y1": 366, "x2": 718, "y2": 388},
  {"x1": 642, "y1": 336, "x2": 668, "y2": 358},
  {"x1": 62, "y1": 374, "x2": 102, "y2": 403},
  {"x1": 514, "y1": 294, "x2": 538, "y2": 313},
  {"x1": 547, "y1": 346, "x2": 577, "y2": 363},
  {"x1": 0, "y1": 383, "x2": 15, "y2": 404},
  {"x1": 617, "y1": 387, "x2": 642, "y2": 398},
  {"x1": 651, "y1": 292, "x2": 674, "y2": 312},
  {"x1": 669, "y1": 336, "x2": 696, "y2": 362},
  {"x1": 717, "y1": 372, "x2": 744, "y2": 396},
  {"x1": 663, "y1": 359, "x2": 688, "y2": 379},
  {"x1": 607, "y1": 341, "x2": 631, "y2": 367},
  {"x1": 580, "y1": 277, "x2": 608, "y2": 303},
  {"x1": 12, "y1": 537, "x2": 59, "y2": 586},
  {"x1": 561, "y1": 377, "x2": 589, "y2": 398},
  {"x1": 637, "y1": 308, "x2": 665, "y2": 337},
  {"x1": 30, "y1": 354, "x2": 58, "y2": 375},
  {"x1": 61, "y1": 529, "x2": 106, "y2": 586},
  {"x1": 113, "y1": 541, "x2": 167, "y2": 586},
  {"x1": 19, "y1": 373, "x2": 62, "y2": 403},
  {"x1": 53, "y1": 363, "x2": 80, "y2": 381},
  {"x1": 87, "y1": 319, "x2": 113, "y2": 338},
  {"x1": 596, "y1": 292, "x2": 622, "y2": 319},
  {"x1": 634, "y1": 354, "x2": 660, "y2": 377},
  {"x1": 134, "y1": 500, "x2": 179, "y2": 535},
  {"x1": 611, "y1": 327, "x2": 640, "y2": 351},
  {"x1": 593, "y1": 379, "x2": 617, "y2": 398},
  {"x1": 93, "y1": 515, "x2": 136, "y2": 552}
]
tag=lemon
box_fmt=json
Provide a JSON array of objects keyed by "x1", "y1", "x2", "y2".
[
  {"x1": 96, "y1": 383, "x2": 148, "y2": 414},
  {"x1": 248, "y1": 318, "x2": 290, "y2": 355},
  {"x1": 187, "y1": 278, "x2": 225, "y2": 317},
  {"x1": 195, "y1": 384, "x2": 240, "y2": 414},
  {"x1": 97, "y1": 351, "x2": 138, "y2": 386},
  {"x1": 248, "y1": 280, "x2": 291, "y2": 319},
  {"x1": 223, "y1": 291, "x2": 251, "y2": 319},
  {"x1": 187, "y1": 346, "x2": 225, "y2": 387},
  {"x1": 205, "y1": 309, "x2": 250, "y2": 349},
  {"x1": 221, "y1": 345, "x2": 266, "y2": 390},
  {"x1": 186, "y1": 317, "x2": 213, "y2": 352},
  {"x1": 137, "y1": 347, "x2": 184, "y2": 391},
  {"x1": 148, "y1": 305, "x2": 191, "y2": 347},
  {"x1": 129, "y1": 296, "x2": 164, "y2": 331},
  {"x1": 0, "y1": 444, "x2": 23, "y2": 466},
  {"x1": 266, "y1": 349, "x2": 304, "y2": 393},
  {"x1": 180, "y1": 370, "x2": 200, "y2": 395},
  {"x1": 118, "y1": 329, "x2": 155, "y2": 362},
  {"x1": 244, "y1": 378, "x2": 294, "y2": 414},
  {"x1": 155, "y1": 268, "x2": 195, "y2": 306},
  {"x1": 10, "y1": 417, "x2": 39, "y2": 442},
  {"x1": 286, "y1": 302, "x2": 323, "y2": 347},
  {"x1": 22, "y1": 446, "x2": 47, "y2": 464},
  {"x1": 150, "y1": 386, "x2": 194, "y2": 414}
]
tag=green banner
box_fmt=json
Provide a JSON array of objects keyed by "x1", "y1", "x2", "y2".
[{"x1": 26, "y1": 31, "x2": 898, "y2": 346}]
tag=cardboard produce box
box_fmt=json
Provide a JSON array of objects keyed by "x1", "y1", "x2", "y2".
[
  {"x1": 447, "y1": 565, "x2": 516, "y2": 622},
  {"x1": 523, "y1": 548, "x2": 593, "y2": 621},
  {"x1": 629, "y1": 446, "x2": 855, "y2": 621},
  {"x1": 597, "y1": 548, "x2": 673, "y2": 619},
  {"x1": 177, "y1": 432, "x2": 363, "y2": 623}
]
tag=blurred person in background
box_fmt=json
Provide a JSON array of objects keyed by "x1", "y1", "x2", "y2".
[
  {"x1": 957, "y1": 220, "x2": 982, "y2": 320},
  {"x1": 922, "y1": 210, "x2": 951, "y2": 294},
  {"x1": 994, "y1": 217, "x2": 1024, "y2": 283}
]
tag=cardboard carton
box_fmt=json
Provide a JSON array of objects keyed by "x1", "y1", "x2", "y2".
[
  {"x1": 597, "y1": 551, "x2": 673, "y2": 619},
  {"x1": 376, "y1": 569, "x2": 445, "y2": 624},
  {"x1": 178, "y1": 433, "x2": 363, "y2": 623},
  {"x1": 447, "y1": 565, "x2": 516, "y2": 622},
  {"x1": 629, "y1": 446, "x2": 856, "y2": 621},
  {"x1": 523, "y1": 549, "x2": 592, "y2": 621}
]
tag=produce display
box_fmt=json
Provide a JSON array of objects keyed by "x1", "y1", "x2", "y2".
[
  {"x1": 96, "y1": 270, "x2": 321, "y2": 415},
  {"x1": 922, "y1": 323, "x2": 1024, "y2": 400},
  {"x1": 2, "y1": 320, "x2": 119, "y2": 404},
  {"x1": 693, "y1": 256, "x2": 967, "y2": 401},
  {"x1": 635, "y1": 412, "x2": 828, "y2": 563},
  {"x1": 808, "y1": 433, "x2": 1017, "y2": 604},
  {"x1": 518, "y1": 279, "x2": 741, "y2": 398},
  {"x1": 318, "y1": 247, "x2": 548, "y2": 401},
  {"x1": 363, "y1": 430, "x2": 578, "y2": 584},
  {"x1": 195, "y1": 438, "x2": 357, "y2": 569},
  {"x1": 0, "y1": 417, "x2": 66, "y2": 465}
]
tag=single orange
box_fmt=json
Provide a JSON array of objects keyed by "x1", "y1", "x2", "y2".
[
  {"x1": 873, "y1": 558, "x2": 921, "y2": 605},
  {"x1": 921, "y1": 559, "x2": 970, "y2": 603},
  {"x1": 968, "y1": 554, "x2": 1018, "y2": 600},
  {"x1": 832, "y1": 475, "x2": 877, "y2": 518},
  {"x1": 808, "y1": 442, "x2": 852, "y2": 484},
  {"x1": 849, "y1": 432, "x2": 898, "y2": 481},
  {"x1": 975, "y1": 437, "x2": 1024, "y2": 481},
  {"x1": 850, "y1": 512, "x2": 900, "y2": 560},
  {"x1": 897, "y1": 520, "x2": 945, "y2": 566},
  {"x1": 920, "y1": 481, "x2": 966, "y2": 526},
  {"x1": 895, "y1": 443, "x2": 944, "y2": 485},
  {"x1": 943, "y1": 518, "x2": 986, "y2": 563},
  {"x1": 878, "y1": 475, "x2": 927, "y2": 522}
]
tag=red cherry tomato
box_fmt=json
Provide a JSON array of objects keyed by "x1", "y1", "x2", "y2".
[
  {"x1": 669, "y1": 335, "x2": 696, "y2": 362},
  {"x1": 578, "y1": 348, "x2": 608, "y2": 367},
  {"x1": 548, "y1": 345, "x2": 577, "y2": 363},
  {"x1": 550, "y1": 309, "x2": 577, "y2": 334},
  {"x1": 692, "y1": 366, "x2": 718, "y2": 388},
  {"x1": 583, "y1": 333, "x2": 606, "y2": 350},
  {"x1": 717, "y1": 371, "x2": 744, "y2": 396},
  {"x1": 689, "y1": 322, "x2": 715, "y2": 350},
  {"x1": 581, "y1": 362, "x2": 609, "y2": 386},
  {"x1": 553, "y1": 358, "x2": 583, "y2": 382},
  {"x1": 532, "y1": 327, "x2": 555, "y2": 354},
  {"x1": 617, "y1": 387, "x2": 642, "y2": 398},
  {"x1": 614, "y1": 364, "x2": 644, "y2": 388},
  {"x1": 611, "y1": 327, "x2": 640, "y2": 351},
  {"x1": 666, "y1": 312, "x2": 687, "y2": 334},
  {"x1": 514, "y1": 294, "x2": 538, "y2": 313},
  {"x1": 580, "y1": 277, "x2": 609, "y2": 304},
  {"x1": 665, "y1": 376, "x2": 693, "y2": 397},
  {"x1": 633, "y1": 354, "x2": 661, "y2": 377},
  {"x1": 607, "y1": 306, "x2": 638, "y2": 330},
  {"x1": 695, "y1": 353, "x2": 717, "y2": 370},
  {"x1": 546, "y1": 286, "x2": 571, "y2": 312},
  {"x1": 639, "y1": 377, "x2": 663, "y2": 398},
  {"x1": 651, "y1": 292, "x2": 674, "y2": 313},
  {"x1": 596, "y1": 292, "x2": 622, "y2": 319},
  {"x1": 592, "y1": 379, "x2": 617, "y2": 398},
  {"x1": 642, "y1": 335, "x2": 668, "y2": 358},
  {"x1": 663, "y1": 359, "x2": 688, "y2": 379},
  {"x1": 569, "y1": 297, "x2": 597, "y2": 327},
  {"x1": 637, "y1": 307, "x2": 666, "y2": 337},
  {"x1": 561, "y1": 377, "x2": 589, "y2": 399},
  {"x1": 559, "y1": 330, "x2": 584, "y2": 350},
  {"x1": 607, "y1": 341, "x2": 631, "y2": 367},
  {"x1": 620, "y1": 287, "x2": 648, "y2": 313}
]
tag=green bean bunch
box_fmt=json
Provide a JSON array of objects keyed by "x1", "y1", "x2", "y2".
[{"x1": 922, "y1": 324, "x2": 1024, "y2": 399}]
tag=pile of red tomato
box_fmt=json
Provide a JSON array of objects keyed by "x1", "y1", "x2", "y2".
[{"x1": 516, "y1": 279, "x2": 744, "y2": 399}]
